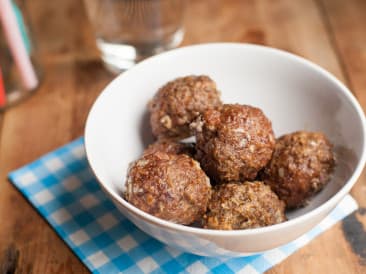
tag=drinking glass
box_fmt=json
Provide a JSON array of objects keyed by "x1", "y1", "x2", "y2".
[
  {"x1": 0, "y1": 0, "x2": 40, "y2": 110},
  {"x1": 83, "y1": 0, "x2": 185, "y2": 73}
]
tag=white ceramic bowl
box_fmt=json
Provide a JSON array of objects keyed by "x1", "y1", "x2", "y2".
[{"x1": 85, "y1": 43, "x2": 366, "y2": 257}]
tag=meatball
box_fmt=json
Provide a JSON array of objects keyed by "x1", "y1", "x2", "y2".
[
  {"x1": 143, "y1": 139, "x2": 195, "y2": 157},
  {"x1": 192, "y1": 104, "x2": 275, "y2": 182},
  {"x1": 125, "y1": 151, "x2": 211, "y2": 225},
  {"x1": 203, "y1": 181, "x2": 286, "y2": 230},
  {"x1": 261, "y1": 131, "x2": 335, "y2": 209},
  {"x1": 149, "y1": 75, "x2": 222, "y2": 139}
]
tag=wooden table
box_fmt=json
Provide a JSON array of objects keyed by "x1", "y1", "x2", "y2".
[{"x1": 0, "y1": 0, "x2": 365, "y2": 273}]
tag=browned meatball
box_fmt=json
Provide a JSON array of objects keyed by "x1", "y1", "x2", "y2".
[
  {"x1": 261, "y1": 131, "x2": 335, "y2": 209},
  {"x1": 203, "y1": 181, "x2": 286, "y2": 230},
  {"x1": 143, "y1": 139, "x2": 195, "y2": 157},
  {"x1": 149, "y1": 75, "x2": 222, "y2": 139},
  {"x1": 125, "y1": 151, "x2": 211, "y2": 225},
  {"x1": 192, "y1": 104, "x2": 275, "y2": 182}
]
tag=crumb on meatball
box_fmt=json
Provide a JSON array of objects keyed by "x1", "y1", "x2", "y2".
[
  {"x1": 203, "y1": 181, "x2": 286, "y2": 230},
  {"x1": 261, "y1": 131, "x2": 335, "y2": 209},
  {"x1": 143, "y1": 139, "x2": 195, "y2": 157},
  {"x1": 192, "y1": 104, "x2": 275, "y2": 183},
  {"x1": 149, "y1": 75, "x2": 222, "y2": 139},
  {"x1": 124, "y1": 151, "x2": 211, "y2": 225}
]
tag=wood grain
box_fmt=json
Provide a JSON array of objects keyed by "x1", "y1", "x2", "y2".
[{"x1": 0, "y1": 0, "x2": 365, "y2": 273}]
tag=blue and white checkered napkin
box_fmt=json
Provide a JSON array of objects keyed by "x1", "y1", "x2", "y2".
[{"x1": 9, "y1": 138, "x2": 357, "y2": 274}]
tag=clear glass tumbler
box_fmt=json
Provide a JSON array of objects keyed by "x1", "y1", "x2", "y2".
[
  {"x1": 0, "y1": 0, "x2": 40, "y2": 111},
  {"x1": 83, "y1": 0, "x2": 185, "y2": 73}
]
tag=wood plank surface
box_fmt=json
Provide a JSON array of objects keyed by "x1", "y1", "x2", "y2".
[{"x1": 0, "y1": 0, "x2": 365, "y2": 273}]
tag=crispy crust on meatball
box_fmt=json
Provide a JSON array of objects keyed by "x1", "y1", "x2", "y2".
[
  {"x1": 192, "y1": 104, "x2": 275, "y2": 182},
  {"x1": 125, "y1": 152, "x2": 211, "y2": 225},
  {"x1": 203, "y1": 181, "x2": 286, "y2": 230},
  {"x1": 149, "y1": 75, "x2": 222, "y2": 139},
  {"x1": 261, "y1": 131, "x2": 335, "y2": 209}
]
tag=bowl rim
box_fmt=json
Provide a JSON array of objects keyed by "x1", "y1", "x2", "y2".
[{"x1": 85, "y1": 42, "x2": 366, "y2": 236}]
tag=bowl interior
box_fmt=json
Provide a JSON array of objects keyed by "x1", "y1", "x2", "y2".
[{"x1": 85, "y1": 44, "x2": 364, "y2": 223}]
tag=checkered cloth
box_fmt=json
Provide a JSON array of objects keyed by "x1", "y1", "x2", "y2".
[{"x1": 8, "y1": 138, "x2": 357, "y2": 274}]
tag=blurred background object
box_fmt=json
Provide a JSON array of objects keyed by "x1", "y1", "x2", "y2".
[
  {"x1": 83, "y1": 0, "x2": 185, "y2": 73},
  {"x1": 0, "y1": 0, "x2": 41, "y2": 110}
]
